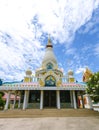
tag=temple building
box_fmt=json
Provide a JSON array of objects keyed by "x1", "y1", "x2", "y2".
[{"x1": 0, "y1": 38, "x2": 90, "y2": 110}]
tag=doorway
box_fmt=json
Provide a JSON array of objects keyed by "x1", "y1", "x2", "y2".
[{"x1": 44, "y1": 91, "x2": 56, "y2": 108}]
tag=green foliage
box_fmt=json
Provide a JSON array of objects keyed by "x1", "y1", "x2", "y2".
[
  {"x1": 0, "y1": 94, "x2": 5, "y2": 110},
  {"x1": 0, "y1": 91, "x2": 4, "y2": 96},
  {"x1": 87, "y1": 72, "x2": 99, "y2": 103},
  {"x1": 0, "y1": 79, "x2": 2, "y2": 85},
  {"x1": 15, "y1": 103, "x2": 18, "y2": 108}
]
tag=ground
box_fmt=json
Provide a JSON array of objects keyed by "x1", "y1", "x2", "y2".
[{"x1": 0, "y1": 109, "x2": 99, "y2": 130}]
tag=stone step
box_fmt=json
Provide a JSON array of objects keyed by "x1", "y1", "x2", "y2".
[{"x1": 0, "y1": 109, "x2": 99, "y2": 118}]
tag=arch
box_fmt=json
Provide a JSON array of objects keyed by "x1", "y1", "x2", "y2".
[{"x1": 45, "y1": 75, "x2": 56, "y2": 86}]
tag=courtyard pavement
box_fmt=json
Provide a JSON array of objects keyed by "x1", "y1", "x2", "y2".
[
  {"x1": 0, "y1": 117, "x2": 99, "y2": 130},
  {"x1": 0, "y1": 109, "x2": 99, "y2": 130}
]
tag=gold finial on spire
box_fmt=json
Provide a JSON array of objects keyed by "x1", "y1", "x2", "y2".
[{"x1": 46, "y1": 34, "x2": 53, "y2": 48}]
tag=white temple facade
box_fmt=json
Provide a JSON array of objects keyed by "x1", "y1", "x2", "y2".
[{"x1": 0, "y1": 38, "x2": 88, "y2": 110}]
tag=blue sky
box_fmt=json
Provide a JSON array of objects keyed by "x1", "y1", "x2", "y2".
[{"x1": 0, "y1": 0, "x2": 99, "y2": 82}]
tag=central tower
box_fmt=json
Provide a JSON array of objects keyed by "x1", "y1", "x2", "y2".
[
  {"x1": 36, "y1": 38, "x2": 63, "y2": 87},
  {"x1": 42, "y1": 38, "x2": 58, "y2": 69}
]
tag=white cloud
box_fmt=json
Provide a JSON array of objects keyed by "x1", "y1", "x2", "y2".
[
  {"x1": 78, "y1": 7, "x2": 99, "y2": 34},
  {"x1": 34, "y1": 0, "x2": 99, "y2": 43},
  {"x1": 75, "y1": 67, "x2": 86, "y2": 74},
  {"x1": 0, "y1": 0, "x2": 99, "y2": 81},
  {"x1": 0, "y1": 0, "x2": 99, "y2": 43},
  {"x1": 94, "y1": 43, "x2": 99, "y2": 56},
  {"x1": 65, "y1": 48, "x2": 76, "y2": 55}
]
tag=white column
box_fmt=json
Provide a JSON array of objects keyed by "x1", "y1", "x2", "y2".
[
  {"x1": 70, "y1": 90, "x2": 73, "y2": 108},
  {"x1": 73, "y1": 90, "x2": 77, "y2": 109},
  {"x1": 4, "y1": 91, "x2": 11, "y2": 110},
  {"x1": 26, "y1": 90, "x2": 29, "y2": 108},
  {"x1": 18, "y1": 96, "x2": 21, "y2": 109},
  {"x1": 12, "y1": 93, "x2": 17, "y2": 109},
  {"x1": 57, "y1": 90, "x2": 60, "y2": 109},
  {"x1": 23, "y1": 90, "x2": 28, "y2": 110},
  {"x1": 40, "y1": 90, "x2": 43, "y2": 109}
]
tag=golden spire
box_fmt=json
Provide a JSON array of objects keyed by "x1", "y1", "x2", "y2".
[{"x1": 46, "y1": 35, "x2": 53, "y2": 48}]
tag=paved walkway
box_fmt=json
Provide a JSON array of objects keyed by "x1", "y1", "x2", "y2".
[
  {"x1": 0, "y1": 117, "x2": 99, "y2": 130},
  {"x1": 0, "y1": 109, "x2": 99, "y2": 130}
]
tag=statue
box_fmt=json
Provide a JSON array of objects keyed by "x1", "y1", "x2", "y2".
[{"x1": 83, "y1": 68, "x2": 93, "y2": 82}]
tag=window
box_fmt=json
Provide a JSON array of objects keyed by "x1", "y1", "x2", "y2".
[
  {"x1": 29, "y1": 91, "x2": 40, "y2": 103},
  {"x1": 47, "y1": 63, "x2": 53, "y2": 70}
]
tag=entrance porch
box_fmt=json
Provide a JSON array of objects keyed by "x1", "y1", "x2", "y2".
[{"x1": 4, "y1": 89, "x2": 85, "y2": 110}]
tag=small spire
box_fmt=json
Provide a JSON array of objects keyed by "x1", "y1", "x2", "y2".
[{"x1": 46, "y1": 35, "x2": 53, "y2": 48}]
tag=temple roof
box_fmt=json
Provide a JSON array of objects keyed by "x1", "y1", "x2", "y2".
[{"x1": 0, "y1": 82, "x2": 87, "y2": 90}]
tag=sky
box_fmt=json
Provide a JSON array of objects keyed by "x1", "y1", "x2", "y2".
[{"x1": 0, "y1": 0, "x2": 99, "y2": 82}]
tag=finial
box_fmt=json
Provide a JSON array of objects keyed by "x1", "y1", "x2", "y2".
[
  {"x1": 48, "y1": 34, "x2": 51, "y2": 43},
  {"x1": 46, "y1": 34, "x2": 53, "y2": 48}
]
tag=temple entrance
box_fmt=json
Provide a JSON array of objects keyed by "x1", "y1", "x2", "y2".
[
  {"x1": 44, "y1": 91, "x2": 56, "y2": 108},
  {"x1": 60, "y1": 90, "x2": 71, "y2": 108},
  {"x1": 28, "y1": 90, "x2": 40, "y2": 109}
]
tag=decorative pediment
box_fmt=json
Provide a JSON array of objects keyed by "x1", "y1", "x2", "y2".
[{"x1": 39, "y1": 70, "x2": 62, "y2": 87}]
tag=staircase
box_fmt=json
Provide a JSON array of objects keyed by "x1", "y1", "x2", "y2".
[{"x1": 0, "y1": 109, "x2": 99, "y2": 118}]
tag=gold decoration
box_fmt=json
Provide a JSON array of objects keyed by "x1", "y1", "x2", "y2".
[
  {"x1": 24, "y1": 77, "x2": 30, "y2": 82},
  {"x1": 49, "y1": 70, "x2": 52, "y2": 75},
  {"x1": 42, "y1": 72, "x2": 46, "y2": 75},
  {"x1": 56, "y1": 80, "x2": 62, "y2": 87},
  {"x1": 83, "y1": 68, "x2": 93, "y2": 82},
  {"x1": 69, "y1": 78, "x2": 75, "y2": 83},
  {"x1": 39, "y1": 79, "x2": 45, "y2": 87}
]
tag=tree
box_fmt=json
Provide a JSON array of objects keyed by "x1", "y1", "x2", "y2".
[
  {"x1": 0, "y1": 79, "x2": 2, "y2": 86},
  {"x1": 0, "y1": 91, "x2": 4, "y2": 96},
  {"x1": 86, "y1": 72, "x2": 99, "y2": 103},
  {"x1": 0, "y1": 94, "x2": 5, "y2": 110}
]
